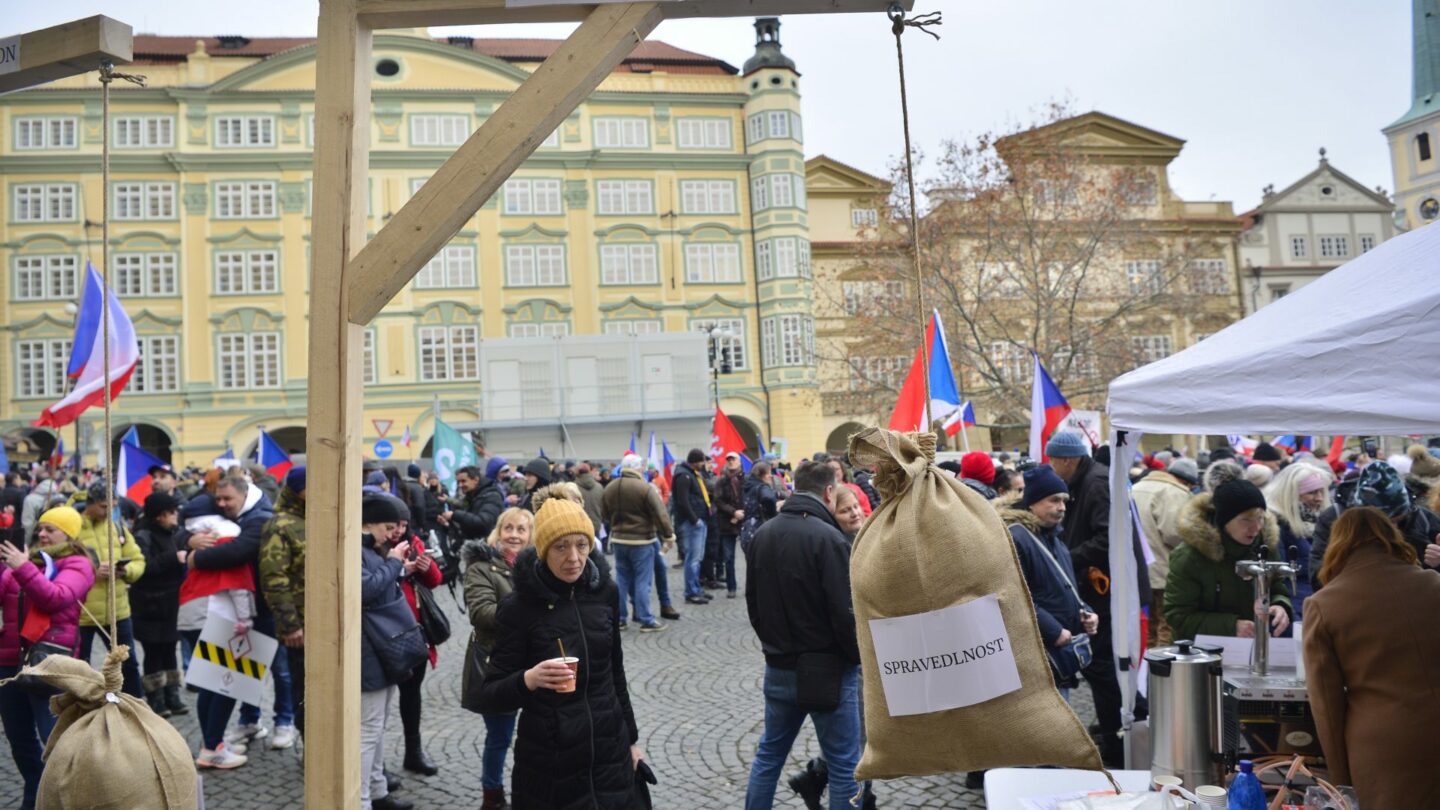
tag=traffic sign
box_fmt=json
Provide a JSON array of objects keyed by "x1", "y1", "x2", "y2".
[
  {"x1": 373, "y1": 439, "x2": 394, "y2": 459},
  {"x1": 372, "y1": 419, "x2": 394, "y2": 438}
]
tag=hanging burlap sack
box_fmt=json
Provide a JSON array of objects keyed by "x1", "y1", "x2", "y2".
[
  {"x1": 16, "y1": 646, "x2": 197, "y2": 809},
  {"x1": 847, "y1": 427, "x2": 1108, "y2": 782}
]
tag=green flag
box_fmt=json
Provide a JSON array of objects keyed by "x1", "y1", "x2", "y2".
[{"x1": 432, "y1": 417, "x2": 476, "y2": 494}]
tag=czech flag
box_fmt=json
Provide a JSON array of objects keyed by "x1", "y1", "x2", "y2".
[
  {"x1": 400, "y1": 425, "x2": 412, "y2": 448},
  {"x1": 121, "y1": 426, "x2": 141, "y2": 447},
  {"x1": 50, "y1": 438, "x2": 66, "y2": 470},
  {"x1": 117, "y1": 441, "x2": 167, "y2": 504},
  {"x1": 888, "y1": 310, "x2": 966, "y2": 435},
  {"x1": 624, "y1": 434, "x2": 638, "y2": 459},
  {"x1": 1029, "y1": 352, "x2": 1073, "y2": 462},
  {"x1": 34, "y1": 263, "x2": 140, "y2": 428},
  {"x1": 1272, "y1": 435, "x2": 1313, "y2": 453},
  {"x1": 710, "y1": 407, "x2": 753, "y2": 472},
  {"x1": 958, "y1": 401, "x2": 977, "y2": 430},
  {"x1": 214, "y1": 448, "x2": 240, "y2": 471},
  {"x1": 257, "y1": 430, "x2": 293, "y2": 479},
  {"x1": 1227, "y1": 435, "x2": 1259, "y2": 456},
  {"x1": 662, "y1": 441, "x2": 676, "y2": 488}
]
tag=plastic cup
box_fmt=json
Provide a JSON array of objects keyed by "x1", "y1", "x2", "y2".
[{"x1": 551, "y1": 656, "x2": 579, "y2": 693}]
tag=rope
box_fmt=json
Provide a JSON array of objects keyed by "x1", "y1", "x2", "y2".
[
  {"x1": 97, "y1": 63, "x2": 147, "y2": 647},
  {"x1": 887, "y1": 4, "x2": 942, "y2": 433}
]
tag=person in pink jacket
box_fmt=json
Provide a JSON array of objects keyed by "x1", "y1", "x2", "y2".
[{"x1": 0, "y1": 506, "x2": 96, "y2": 810}]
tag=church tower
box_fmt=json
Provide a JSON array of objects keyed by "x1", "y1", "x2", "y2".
[
  {"x1": 742, "y1": 18, "x2": 825, "y2": 455},
  {"x1": 1384, "y1": 0, "x2": 1440, "y2": 230}
]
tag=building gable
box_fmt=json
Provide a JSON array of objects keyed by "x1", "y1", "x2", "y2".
[
  {"x1": 1261, "y1": 158, "x2": 1392, "y2": 212},
  {"x1": 998, "y1": 111, "x2": 1185, "y2": 165},
  {"x1": 210, "y1": 36, "x2": 531, "y2": 94},
  {"x1": 805, "y1": 155, "x2": 890, "y2": 199}
]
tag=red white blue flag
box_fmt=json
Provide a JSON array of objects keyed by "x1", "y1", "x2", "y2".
[
  {"x1": 257, "y1": 430, "x2": 293, "y2": 479},
  {"x1": 117, "y1": 442, "x2": 168, "y2": 504},
  {"x1": 958, "y1": 401, "x2": 977, "y2": 429},
  {"x1": 662, "y1": 441, "x2": 676, "y2": 488},
  {"x1": 710, "y1": 408, "x2": 752, "y2": 472},
  {"x1": 888, "y1": 310, "x2": 966, "y2": 435},
  {"x1": 1272, "y1": 435, "x2": 1312, "y2": 453},
  {"x1": 34, "y1": 263, "x2": 140, "y2": 428},
  {"x1": 1029, "y1": 352, "x2": 1073, "y2": 462}
]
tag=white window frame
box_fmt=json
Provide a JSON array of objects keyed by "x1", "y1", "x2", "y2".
[
  {"x1": 540, "y1": 127, "x2": 561, "y2": 148},
  {"x1": 132, "y1": 335, "x2": 181, "y2": 393},
  {"x1": 988, "y1": 342, "x2": 1032, "y2": 383},
  {"x1": 851, "y1": 208, "x2": 879, "y2": 228},
  {"x1": 503, "y1": 178, "x2": 563, "y2": 216},
  {"x1": 604, "y1": 319, "x2": 663, "y2": 336},
  {"x1": 692, "y1": 317, "x2": 747, "y2": 370},
  {"x1": 593, "y1": 117, "x2": 650, "y2": 149},
  {"x1": 504, "y1": 244, "x2": 567, "y2": 287},
  {"x1": 684, "y1": 242, "x2": 742, "y2": 284},
  {"x1": 214, "y1": 250, "x2": 280, "y2": 294},
  {"x1": 751, "y1": 176, "x2": 770, "y2": 211},
  {"x1": 15, "y1": 338, "x2": 72, "y2": 399},
  {"x1": 1125, "y1": 259, "x2": 1165, "y2": 295},
  {"x1": 842, "y1": 280, "x2": 905, "y2": 316},
  {"x1": 508, "y1": 322, "x2": 570, "y2": 338},
  {"x1": 113, "y1": 182, "x2": 177, "y2": 220},
  {"x1": 1289, "y1": 235, "x2": 1308, "y2": 259},
  {"x1": 755, "y1": 240, "x2": 773, "y2": 280},
  {"x1": 12, "y1": 183, "x2": 78, "y2": 222},
  {"x1": 409, "y1": 114, "x2": 470, "y2": 147},
  {"x1": 1130, "y1": 335, "x2": 1173, "y2": 364},
  {"x1": 15, "y1": 117, "x2": 78, "y2": 150},
  {"x1": 596, "y1": 180, "x2": 654, "y2": 216},
  {"x1": 214, "y1": 115, "x2": 276, "y2": 148},
  {"x1": 217, "y1": 331, "x2": 282, "y2": 390},
  {"x1": 761, "y1": 314, "x2": 813, "y2": 367},
  {"x1": 1318, "y1": 234, "x2": 1350, "y2": 259},
  {"x1": 112, "y1": 252, "x2": 178, "y2": 297},
  {"x1": 1358, "y1": 234, "x2": 1377, "y2": 253},
  {"x1": 766, "y1": 111, "x2": 791, "y2": 140},
  {"x1": 418, "y1": 325, "x2": 480, "y2": 382},
  {"x1": 214, "y1": 181, "x2": 277, "y2": 219},
  {"x1": 599, "y1": 243, "x2": 659, "y2": 285},
  {"x1": 677, "y1": 118, "x2": 733, "y2": 150},
  {"x1": 362, "y1": 328, "x2": 378, "y2": 385},
  {"x1": 848, "y1": 355, "x2": 908, "y2": 391},
  {"x1": 747, "y1": 114, "x2": 766, "y2": 145},
  {"x1": 763, "y1": 237, "x2": 810, "y2": 279},
  {"x1": 112, "y1": 116, "x2": 174, "y2": 149},
  {"x1": 679, "y1": 180, "x2": 737, "y2": 215},
  {"x1": 13, "y1": 254, "x2": 78, "y2": 301},
  {"x1": 1187, "y1": 258, "x2": 1229, "y2": 295},
  {"x1": 413, "y1": 244, "x2": 477, "y2": 289}
]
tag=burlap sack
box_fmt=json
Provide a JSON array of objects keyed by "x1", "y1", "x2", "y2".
[
  {"x1": 17, "y1": 646, "x2": 197, "y2": 809},
  {"x1": 847, "y1": 428, "x2": 1107, "y2": 782}
]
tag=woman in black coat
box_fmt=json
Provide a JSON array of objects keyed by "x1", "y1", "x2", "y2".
[
  {"x1": 478, "y1": 498, "x2": 643, "y2": 810},
  {"x1": 130, "y1": 492, "x2": 191, "y2": 717}
]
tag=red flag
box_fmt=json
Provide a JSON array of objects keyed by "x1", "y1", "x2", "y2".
[
  {"x1": 1326, "y1": 435, "x2": 1346, "y2": 466},
  {"x1": 710, "y1": 407, "x2": 750, "y2": 470}
]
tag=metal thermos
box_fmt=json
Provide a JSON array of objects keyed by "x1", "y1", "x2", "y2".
[{"x1": 1146, "y1": 640, "x2": 1225, "y2": 789}]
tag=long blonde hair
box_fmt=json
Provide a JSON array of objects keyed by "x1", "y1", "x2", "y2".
[
  {"x1": 1263, "y1": 463, "x2": 1333, "y2": 539},
  {"x1": 487, "y1": 507, "x2": 534, "y2": 550}
]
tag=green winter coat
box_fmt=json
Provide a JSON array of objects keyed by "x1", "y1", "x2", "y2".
[
  {"x1": 259, "y1": 487, "x2": 307, "y2": 636},
  {"x1": 1165, "y1": 492, "x2": 1291, "y2": 639}
]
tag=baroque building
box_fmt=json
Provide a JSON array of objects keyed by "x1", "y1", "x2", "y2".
[
  {"x1": 0, "y1": 22, "x2": 827, "y2": 466},
  {"x1": 1385, "y1": 0, "x2": 1440, "y2": 231}
]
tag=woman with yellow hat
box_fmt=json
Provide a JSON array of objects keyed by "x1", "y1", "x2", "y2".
[
  {"x1": 0, "y1": 506, "x2": 97, "y2": 810},
  {"x1": 476, "y1": 498, "x2": 648, "y2": 809}
]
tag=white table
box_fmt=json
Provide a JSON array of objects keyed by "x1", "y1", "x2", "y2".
[{"x1": 985, "y1": 768, "x2": 1153, "y2": 808}]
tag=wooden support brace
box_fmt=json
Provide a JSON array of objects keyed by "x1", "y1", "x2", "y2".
[
  {"x1": 345, "y1": 1, "x2": 664, "y2": 324},
  {"x1": 0, "y1": 15, "x2": 133, "y2": 94},
  {"x1": 306, "y1": 0, "x2": 371, "y2": 806},
  {"x1": 357, "y1": 0, "x2": 910, "y2": 29}
]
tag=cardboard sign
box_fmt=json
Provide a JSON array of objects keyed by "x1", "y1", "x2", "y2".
[
  {"x1": 1060, "y1": 409, "x2": 1103, "y2": 448},
  {"x1": 187, "y1": 614, "x2": 278, "y2": 706},
  {"x1": 868, "y1": 594, "x2": 1021, "y2": 717}
]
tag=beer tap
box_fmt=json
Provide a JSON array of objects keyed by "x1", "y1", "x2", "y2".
[{"x1": 1234, "y1": 549, "x2": 1297, "y2": 676}]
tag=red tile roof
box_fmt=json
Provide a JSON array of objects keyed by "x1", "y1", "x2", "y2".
[{"x1": 131, "y1": 34, "x2": 738, "y2": 75}]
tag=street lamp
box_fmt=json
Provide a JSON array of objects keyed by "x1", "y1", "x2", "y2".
[{"x1": 704, "y1": 325, "x2": 734, "y2": 409}]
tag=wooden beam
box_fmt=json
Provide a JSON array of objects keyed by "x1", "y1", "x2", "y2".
[
  {"x1": 305, "y1": 0, "x2": 371, "y2": 806},
  {"x1": 0, "y1": 15, "x2": 132, "y2": 95},
  {"x1": 346, "y1": 1, "x2": 664, "y2": 324},
  {"x1": 358, "y1": 0, "x2": 909, "y2": 30}
]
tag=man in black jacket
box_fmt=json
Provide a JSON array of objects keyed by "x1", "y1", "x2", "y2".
[
  {"x1": 439, "y1": 465, "x2": 503, "y2": 545},
  {"x1": 1308, "y1": 460, "x2": 1440, "y2": 589},
  {"x1": 671, "y1": 449, "x2": 714, "y2": 605},
  {"x1": 744, "y1": 461, "x2": 861, "y2": 809}
]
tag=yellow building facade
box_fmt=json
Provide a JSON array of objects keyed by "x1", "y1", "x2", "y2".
[{"x1": 1, "y1": 23, "x2": 830, "y2": 467}]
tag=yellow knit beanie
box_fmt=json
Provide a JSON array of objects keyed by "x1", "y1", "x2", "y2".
[
  {"x1": 532, "y1": 498, "x2": 595, "y2": 559},
  {"x1": 37, "y1": 506, "x2": 83, "y2": 540}
]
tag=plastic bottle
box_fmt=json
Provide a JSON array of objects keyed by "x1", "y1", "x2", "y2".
[{"x1": 1226, "y1": 760, "x2": 1266, "y2": 810}]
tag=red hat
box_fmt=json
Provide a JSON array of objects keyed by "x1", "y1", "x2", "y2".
[{"x1": 960, "y1": 451, "x2": 995, "y2": 486}]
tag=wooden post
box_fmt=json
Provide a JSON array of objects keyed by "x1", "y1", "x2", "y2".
[
  {"x1": 346, "y1": 1, "x2": 663, "y2": 323},
  {"x1": 306, "y1": 0, "x2": 371, "y2": 806},
  {"x1": 0, "y1": 15, "x2": 132, "y2": 94}
]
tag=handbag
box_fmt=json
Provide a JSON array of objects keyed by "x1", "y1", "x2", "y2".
[
  {"x1": 633, "y1": 759, "x2": 658, "y2": 810},
  {"x1": 459, "y1": 631, "x2": 490, "y2": 715},
  {"x1": 1018, "y1": 525, "x2": 1096, "y2": 685},
  {"x1": 794, "y1": 652, "x2": 844, "y2": 712},
  {"x1": 362, "y1": 592, "x2": 430, "y2": 683},
  {"x1": 413, "y1": 583, "x2": 452, "y2": 646},
  {"x1": 17, "y1": 641, "x2": 72, "y2": 696}
]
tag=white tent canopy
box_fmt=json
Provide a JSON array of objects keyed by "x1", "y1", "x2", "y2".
[{"x1": 1107, "y1": 221, "x2": 1440, "y2": 436}]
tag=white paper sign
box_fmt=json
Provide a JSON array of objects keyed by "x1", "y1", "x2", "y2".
[
  {"x1": 868, "y1": 594, "x2": 1021, "y2": 717},
  {"x1": 1194, "y1": 634, "x2": 1297, "y2": 669},
  {"x1": 0, "y1": 37, "x2": 19, "y2": 76},
  {"x1": 187, "y1": 615, "x2": 279, "y2": 706},
  {"x1": 1060, "y1": 410, "x2": 1103, "y2": 448}
]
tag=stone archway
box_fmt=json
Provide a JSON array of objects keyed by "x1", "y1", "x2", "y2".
[
  {"x1": 825, "y1": 422, "x2": 866, "y2": 456},
  {"x1": 2, "y1": 428, "x2": 58, "y2": 467},
  {"x1": 729, "y1": 415, "x2": 763, "y2": 459},
  {"x1": 111, "y1": 422, "x2": 175, "y2": 465}
]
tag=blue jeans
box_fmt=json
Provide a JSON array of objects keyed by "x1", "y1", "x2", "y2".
[
  {"x1": 239, "y1": 612, "x2": 295, "y2": 728},
  {"x1": 720, "y1": 534, "x2": 739, "y2": 592},
  {"x1": 79, "y1": 618, "x2": 143, "y2": 698},
  {"x1": 481, "y1": 711, "x2": 518, "y2": 790},
  {"x1": 677, "y1": 519, "x2": 708, "y2": 598},
  {"x1": 613, "y1": 541, "x2": 658, "y2": 626},
  {"x1": 652, "y1": 541, "x2": 673, "y2": 608},
  {"x1": 0, "y1": 665, "x2": 56, "y2": 810},
  {"x1": 746, "y1": 664, "x2": 862, "y2": 810}
]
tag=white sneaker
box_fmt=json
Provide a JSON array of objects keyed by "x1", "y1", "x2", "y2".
[
  {"x1": 270, "y1": 724, "x2": 299, "y2": 750},
  {"x1": 196, "y1": 743, "x2": 248, "y2": 770},
  {"x1": 223, "y1": 723, "x2": 268, "y2": 747}
]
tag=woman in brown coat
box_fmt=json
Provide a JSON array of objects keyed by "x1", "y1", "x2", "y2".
[{"x1": 1303, "y1": 506, "x2": 1440, "y2": 806}]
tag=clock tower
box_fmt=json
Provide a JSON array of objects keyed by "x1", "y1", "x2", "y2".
[{"x1": 1385, "y1": 0, "x2": 1440, "y2": 230}]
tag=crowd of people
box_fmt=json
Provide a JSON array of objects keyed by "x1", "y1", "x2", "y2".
[{"x1": 2, "y1": 432, "x2": 1438, "y2": 809}]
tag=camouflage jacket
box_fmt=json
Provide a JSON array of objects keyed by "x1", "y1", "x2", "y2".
[{"x1": 259, "y1": 487, "x2": 307, "y2": 636}]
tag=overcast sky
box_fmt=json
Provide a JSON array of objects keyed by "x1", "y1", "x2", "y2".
[{"x1": 8, "y1": 1, "x2": 1411, "y2": 212}]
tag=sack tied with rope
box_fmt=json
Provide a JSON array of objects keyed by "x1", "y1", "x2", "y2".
[
  {"x1": 2, "y1": 646, "x2": 197, "y2": 809},
  {"x1": 847, "y1": 427, "x2": 1110, "y2": 783}
]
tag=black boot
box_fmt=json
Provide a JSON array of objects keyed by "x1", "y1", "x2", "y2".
[
  {"x1": 163, "y1": 671, "x2": 189, "y2": 715},
  {"x1": 145, "y1": 690, "x2": 171, "y2": 718},
  {"x1": 372, "y1": 796, "x2": 414, "y2": 810},
  {"x1": 787, "y1": 758, "x2": 827, "y2": 810},
  {"x1": 384, "y1": 769, "x2": 403, "y2": 793},
  {"x1": 403, "y1": 736, "x2": 439, "y2": 776}
]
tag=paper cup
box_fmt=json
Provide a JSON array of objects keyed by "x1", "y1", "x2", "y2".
[
  {"x1": 1152, "y1": 774, "x2": 1183, "y2": 791},
  {"x1": 551, "y1": 656, "x2": 579, "y2": 693},
  {"x1": 1193, "y1": 785, "x2": 1227, "y2": 807}
]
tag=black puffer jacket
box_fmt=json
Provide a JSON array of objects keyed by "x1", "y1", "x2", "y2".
[
  {"x1": 130, "y1": 519, "x2": 190, "y2": 644},
  {"x1": 478, "y1": 546, "x2": 639, "y2": 810},
  {"x1": 450, "y1": 478, "x2": 505, "y2": 542},
  {"x1": 1308, "y1": 503, "x2": 1440, "y2": 590}
]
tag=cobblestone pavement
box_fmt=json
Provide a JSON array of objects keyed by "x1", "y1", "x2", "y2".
[{"x1": 1, "y1": 553, "x2": 1099, "y2": 808}]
